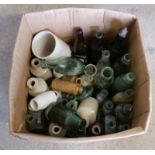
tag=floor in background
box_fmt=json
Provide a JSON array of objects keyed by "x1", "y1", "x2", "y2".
[{"x1": 0, "y1": 4, "x2": 155, "y2": 149}]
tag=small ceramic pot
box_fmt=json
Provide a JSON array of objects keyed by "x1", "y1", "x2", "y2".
[
  {"x1": 32, "y1": 30, "x2": 71, "y2": 60},
  {"x1": 27, "y1": 77, "x2": 49, "y2": 96},
  {"x1": 28, "y1": 91, "x2": 62, "y2": 111},
  {"x1": 30, "y1": 58, "x2": 52, "y2": 80},
  {"x1": 77, "y1": 97, "x2": 99, "y2": 128}
]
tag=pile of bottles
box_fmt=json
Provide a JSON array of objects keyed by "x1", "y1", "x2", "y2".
[{"x1": 26, "y1": 27, "x2": 135, "y2": 137}]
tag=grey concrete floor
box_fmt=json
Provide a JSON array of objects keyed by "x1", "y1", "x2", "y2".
[{"x1": 0, "y1": 4, "x2": 155, "y2": 149}]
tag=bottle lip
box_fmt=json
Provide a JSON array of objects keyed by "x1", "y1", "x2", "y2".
[
  {"x1": 123, "y1": 104, "x2": 133, "y2": 114},
  {"x1": 95, "y1": 32, "x2": 104, "y2": 39},
  {"x1": 101, "y1": 67, "x2": 114, "y2": 80},
  {"x1": 126, "y1": 72, "x2": 135, "y2": 82},
  {"x1": 27, "y1": 77, "x2": 38, "y2": 89},
  {"x1": 121, "y1": 53, "x2": 131, "y2": 65}
]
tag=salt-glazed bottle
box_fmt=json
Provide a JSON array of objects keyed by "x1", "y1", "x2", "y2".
[
  {"x1": 41, "y1": 57, "x2": 85, "y2": 76},
  {"x1": 110, "y1": 27, "x2": 129, "y2": 62},
  {"x1": 104, "y1": 115, "x2": 117, "y2": 134},
  {"x1": 95, "y1": 66, "x2": 114, "y2": 89},
  {"x1": 115, "y1": 103, "x2": 133, "y2": 123},
  {"x1": 77, "y1": 97, "x2": 99, "y2": 128},
  {"x1": 51, "y1": 79, "x2": 83, "y2": 95},
  {"x1": 26, "y1": 110, "x2": 49, "y2": 133},
  {"x1": 45, "y1": 104, "x2": 86, "y2": 131},
  {"x1": 48, "y1": 123, "x2": 67, "y2": 137},
  {"x1": 30, "y1": 58, "x2": 52, "y2": 80},
  {"x1": 102, "y1": 99, "x2": 114, "y2": 116},
  {"x1": 72, "y1": 27, "x2": 88, "y2": 64},
  {"x1": 113, "y1": 53, "x2": 131, "y2": 76},
  {"x1": 117, "y1": 123, "x2": 130, "y2": 132},
  {"x1": 28, "y1": 91, "x2": 61, "y2": 111},
  {"x1": 113, "y1": 72, "x2": 135, "y2": 92},
  {"x1": 112, "y1": 89, "x2": 134, "y2": 103},
  {"x1": 96, "y1": 89, "x2": 109, "y2": 104},
  {"x1": 27, "y1": 77, "x2": 49, "y2": 96},
  {"x1": 88, "y1": 31, "x2": 105, "y2": 64}
]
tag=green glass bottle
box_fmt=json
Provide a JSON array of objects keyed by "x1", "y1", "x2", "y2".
[
  {"x1": 117, "y1": 123, "x2": 130, "y2": 132},
  {"x1": 115, "y1": 103, "x2": 133, "y2": 123},
  {"x1": 95, "y1": 66, "x2": 114, "y2": 89},
  {"x1": 96, "y1": 89, "x2": 109, "y2": 104},
  {"x1": 112, "y1": 89, "x2": 134, "y2": 103},
  {"x1": 104, "y1": 115, "x2": 117, "y2": 134},
  {"x1": 102, "y1": 99, "x2": 114, "y2": 116},
  {"x1": 96, "y1": 50, "x2": 111, "y2": 70},
  {"x1": 26, "y1": 110, "x2": 49, "y2": 133},
  {"x1": 113, "y1": 72, "x2": 135, "y2": 92},
  {"x1": 113, "y1": 53, "x2": 131, "y2": 76},
  {"x1": 41, "y1": 57, "x2": 85, "y2": 76},
  {"x1": 45, "y1": 104, "x2": 86, "y2": 131}
]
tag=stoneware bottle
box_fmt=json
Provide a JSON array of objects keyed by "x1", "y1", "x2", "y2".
[
  {"x1": 51, "y1": 79, "x2": 83, "y2": 95},
  {"x1": 62, "y1": 76, "x2": 81, "y2": 84},
  {"x1": 26, "y1": 110, "x2": 48, "y2": 133},
  {"x1": 96, "y1": 89, "x2": 109, "y2": 104},
  {"x1": 48, "y1": 123, "x2": 66, "y2": 137},
  {"x1": 72, "y1": 27, "x2": 88, "y2": 64},
  {"x1": 102, "y1": 99, "x2": 114, "y2": 115},
  {"x1": 28, "y1": 91, "x2": 61, "y2": 111},
  {"x1": 45, "y1": 104, "x2": 86, "y2": 131},
  {"x1": 32, "y1": 30, "x2": 71, "y2": 60},
  {"x1": 115, "y1": 103, "x2": 133, "y2": 123},
  {"x1": 104, "y1": 115, "x2": 117, "y2": 134},
  {"x1": 117, "y1": 123, "x2": 130, "y2": 132},
  {"x1": 77, "y1": 97, "x2": 99, "y2": 128},
  {"x1": 112, "y1": 89, "x2": 134, "y2": 103},
  {"x1": 95, "y1": 66, "x2": 114, "y2": 89},
  {"x1": 113, "y1": 72, "x2": 135, "y2": 92},
  {"x1": 41, "y1": 57, "x2": 85, "y2": 76},
  {"x1": 27, "y1": 77, "x2": 49, "y2": 96},
  {"x1": 113, "y1": 53, "x2": 131, "y2": 76},
  {"x1": 30, "y1": 58, "x2": 52, "y2": 80}
]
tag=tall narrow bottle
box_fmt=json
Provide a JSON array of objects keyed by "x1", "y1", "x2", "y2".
[{"x1": 72, "y1": 27, "x2": 88, "y2": 64}]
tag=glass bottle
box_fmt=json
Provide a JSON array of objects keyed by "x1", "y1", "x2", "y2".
[{"x1": 102, "y1": 99, "x2": 114, "y2": 116}]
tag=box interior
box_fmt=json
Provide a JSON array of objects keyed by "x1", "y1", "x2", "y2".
[{"x1": 9, "y1": 8, "x2": 151, "y2": 141}]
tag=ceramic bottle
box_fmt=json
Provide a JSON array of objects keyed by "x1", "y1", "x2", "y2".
[
  {"x1": 102, "y1": 99, "x2": 114, "y2": 115},
  {"x1": 26, "y1": 110, "x2": 48, "y2": 133},
  {"x1": 62, "y1": 76, "x2": 81, "y2": 84},
  {"x1": 72, "y1": 27, "x2": 88, "y2": 64},
  {"x1": 32, "y1": 30, "x2": 71, "y2": 60},
  {"x1": 113, "y1": 53, "x2": 131, "y2": 76},
  {"x1": 113, "y1": 72, "x2": 135, "y2": 92},
  {"x1": 41, "y1": 57, "x2": 85, "y2": 76},
  {"x1": 104, "y1": 115, "x2": 117, "y2": 134},
  {"x1": 115, "y1": 103, "x2": 133, "y2": 123},
  {"x1": 95, "y1": 66, "x2": 114, "y2": 89},
  {"x1": 48, "y1": 123, "x2": 66, "y2": 137},
  {"x1": 77, "y1": 97, "x2": 99, "y2": 128},
  {"x1": 112, "y1": 89, "x2": 134, "y2": 103},
  {"x1": 45, "y1": 104, "x2": 86, "y2": 131},
  {"x1": 28, "y1": 91, "x2": 61, "y2": 111},
  {"x1": 27, "y1": 77, "x2": 49, "y2": 96},
  {"x1": 51, "y1": 79, "x2": 83, "y2": 95},
  {"x1": 30, "y1": 58, "x2": 52, "y2": 80}
]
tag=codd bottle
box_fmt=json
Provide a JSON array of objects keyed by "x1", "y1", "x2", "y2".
[
  {"x1": 95, "y1": 66, "x2": 114, "y2": 89},
  {"x1": 40, "y1": 57, "x2": 85, "y2": 76},
  {"x1": 115, "y1": 103, "x2": 133, "y2": 123},
  {"x1": 45, "y1": 104, "x2": 86, "y2": 131},
  {"x1": 110, "y1": 27, "x2": 129, "y2": 62},
  {"x1": 113, "y1": 53, "x2": 132, "y2": 76},
  {"x1": 113, "y1": 72, "x2": 135, "y2": 92},
  {"x1": 102, "y1": 99, "x2": 114, "y2": 116},
  {"x1": 104, "y1": 115, "x2": 117, "y2": 134},
  {"x1": 72, "y1": 27, "x2": 88, "y2": 64}
]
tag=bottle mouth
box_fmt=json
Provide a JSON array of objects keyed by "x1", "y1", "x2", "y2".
[
  {"x1": 102, "y1": 50, "x2": 110, "y2": 58},
  {"x1": 84, "y1": 64, "x2": 97, "y2": 77},
  {"x1": 105, "y1": 100, "x2": 114, "y2": 110},
  {"x1": 92, "y1": 124, "x2": 102, "y2": 135},
  {"x1": 123, "y1": 104, "x2": 133, "y2": 114},
  {"x1": 31, "y1": 58, "x2": 41, "y2": 67},
  {"x1": 108, "y1": 121, "x2": 116, "y2": 129},
  {"x1": 29, "y1": 99, "x2": 39, "y2": 111},
  {"x1": 101, "y1": 67, "x2": 114, "y2": 80},
  {"x1": 126, "y1": 72, "x2": 135, "y2": 82},
  {"x1": 122, "y1": 53, "x2": 131, "y2": 65},
  {"x1": 27, "y1": 78, "x2": 38, "y2": 89},
  {"x1": 95, "y1": 32, "x2": 104, "y2": 39}
]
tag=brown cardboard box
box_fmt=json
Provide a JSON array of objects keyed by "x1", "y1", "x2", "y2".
[{"x1": 9, "y1": 8, "x2": 151, "y2": 143}]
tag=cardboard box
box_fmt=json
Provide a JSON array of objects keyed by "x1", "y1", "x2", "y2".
[{"x1": 9, "y1": 8, "x2": 151, "y2": 143}]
